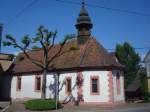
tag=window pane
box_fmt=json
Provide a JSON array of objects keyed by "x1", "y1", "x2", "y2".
[
  {"x1": 92, "y1": 79, "x2": 98, "y2": 93},
  {"x1": 17, "y1": 77, "x2": 21, "y2": 90},
  {"x1": 67, "y1": 79, "x2": 71, "y2": 92},
  {"x1": 36, "y1": 77, "x2": 41, "y2": 90}
]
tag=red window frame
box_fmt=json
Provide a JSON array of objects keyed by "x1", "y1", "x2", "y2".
[
  {"x1": 65, "y1": 77, "x2": 72, "y2": 95},
  {"x1": 35, "y1": 76, "x2": 41, "y2": 91},
  {"x1": 90, "y1": 76, "x2": 100, "y2": 95}
]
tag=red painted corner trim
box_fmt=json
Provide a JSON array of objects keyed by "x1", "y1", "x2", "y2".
[
  {"x1": 108, "y1": 71, "x2": 114, "y2": 103},
  {"x1": 77, "y1": 72, "x2": 84, "y2": 102}
]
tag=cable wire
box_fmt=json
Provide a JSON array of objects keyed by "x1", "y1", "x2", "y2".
[
  {"x1": 55, "y1": 0, "x2": 150, "y2": 17},
  {"x1": 6, "y1": 0, "x2": 39, "y2": 26}
]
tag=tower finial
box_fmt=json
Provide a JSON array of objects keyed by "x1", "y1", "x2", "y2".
[
  {"x1": 75, "y1": 0, "x2": 93, "y2": 44},
  {"x1": 82, "y1": 0, "x2": 85, "y2": 8}
]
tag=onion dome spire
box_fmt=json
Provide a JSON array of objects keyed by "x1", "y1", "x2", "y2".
[{"x1": 75, "y1": 1, "x2": 93, "y2": 44}]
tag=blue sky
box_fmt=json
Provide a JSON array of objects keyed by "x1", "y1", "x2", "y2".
[{"x1": 0, "y1": 0, "x2": 150, "y2": 60}]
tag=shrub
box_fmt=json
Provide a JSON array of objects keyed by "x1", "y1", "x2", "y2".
[
  {"x1": 143, "y1": 93, "x2": 150, "y2": 102},
  {"x1": 25, "y1": 99, "x2": 62, "y2": 110}
]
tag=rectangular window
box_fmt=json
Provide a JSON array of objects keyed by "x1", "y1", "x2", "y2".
[
  {"x1": 92, "y1": 79, "x2": 98, "y2": 93},
  {"x1": 16, "y1": 76, "x2": 21, "y2": 91},
  {"x1": 116, "y1": 74, "x2": 121, "y2": 95},
  {"x1": 35, "y1": 76, "x2": 41, "y2": 91},
  {"x1": 66, "y1": 77, "x2": 71, "y2": 94},
  {"x1": 90, "y1": 76, "x2": 99, "y2": 95}
]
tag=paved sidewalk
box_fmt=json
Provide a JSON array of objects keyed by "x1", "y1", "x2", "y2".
[
  {"x1": 5, "y1": 101, "x2": 150, "y2": 112},
  {"x1": 0, "y1": 101, "x2": 10, "y2": 112}
]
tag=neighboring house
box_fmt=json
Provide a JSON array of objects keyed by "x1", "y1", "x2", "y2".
[
  {"x1": 10, "y1": 3, "x2": 125, "y2": 105},
  {"x1": 144, "y1": 49, "x2": 150, "y2": 93},
  {"x1": 0, "y1": 53, "x2": 13, "y2": 101},
  {"x1": 126, "y1": 75, "x2": 141, "y2": 100}
]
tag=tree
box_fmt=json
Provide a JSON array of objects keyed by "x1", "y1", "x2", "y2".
[
  {"x1": 3, "y1": 26, "x2": 74, "y2": 99},
  {"x1": 138, "y1": 67, "x2": 149, "y2": 98},
  {"x1": 115, "y1": 42, "x2": 141, "y2": 88}
]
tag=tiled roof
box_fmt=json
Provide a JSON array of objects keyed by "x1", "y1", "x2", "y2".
[
  {"x1": 13, "y1": 38, "x2": 123, "y2": 74},
  {"x1": 0, "y1": 53, "x2": 13, "y2": 73},
  {"x1": 126, "y1": 75, "x2": 140, "y2": 92}
]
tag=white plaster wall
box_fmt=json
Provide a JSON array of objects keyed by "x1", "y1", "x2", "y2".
[
  {"x1": 46, "y1": 72, "x2": 78, "y2": 101},
  {"x1": 82, "y1": 71, "x2": 110, "y2": 102},
  {"x1": 46, "y1": 74, "x2": 55, "y2": 99},
  {"x1": 112, "y1": 70, "x2": 125, "y2": 102},
  {"x1": 46, "y1": 71, "x2": 110, "y2": 103},
  {"x1": 11, "y1": 75, "x2": 41, "y2": 99},
  {"x1": 11, "y1": 70, "x2": 124, "y2": 103}
]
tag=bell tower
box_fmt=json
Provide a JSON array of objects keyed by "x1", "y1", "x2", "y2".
[{"x1": 75, "y1": 1, "x2": 93, "y2": 44}]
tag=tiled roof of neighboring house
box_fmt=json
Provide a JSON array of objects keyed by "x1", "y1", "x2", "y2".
[
  {"x1": 0, "y1": 53, "x2": 13, "y2": 73},
  {"x1": 126, "y1": 76, "x2": 140, "y2": 92},
  {"x1": 0, "y1": 53, "x2": 13, "y2": 61},
  {"x1": 13, "y1": 38, "x2": 124, "y2": 74}
]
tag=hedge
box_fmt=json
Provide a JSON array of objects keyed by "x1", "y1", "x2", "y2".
[{"x1": 25, "y1": 99, "x2": 62, "y2": 110}]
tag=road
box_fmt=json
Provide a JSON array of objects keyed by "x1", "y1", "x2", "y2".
[
  {"x1": 62, "y1": 103, "x2": 150, "y2": 112},
  {"x1": 3, "y1": 102, "x2": 150, "y2": 112}
]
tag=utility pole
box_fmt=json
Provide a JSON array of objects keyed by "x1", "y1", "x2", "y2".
[{"x1": 0, "y1": 23, "x2": 3, "y2": 53}]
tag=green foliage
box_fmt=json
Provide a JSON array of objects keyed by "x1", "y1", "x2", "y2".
[
  {"x1": 32, "y1": 45, "x2": 40, "y2": 50},
  {"x1": 60, "y1": 34, "x2": 75, "y2": 45},
  {"x1": 8, "y1": 54, "x2": 15, "y2": 60},
  {"x1": 70, "y1": 44, "x2": 79, "y2": 50},
  {"x1": 3, "y1": 41, "x2": 12, "y2": 46},
  {"x1": 25, "y1": 99, "x2": 62, "y2": 110},
  {"x1": 138, "y1": 68, "x2": 149, "y2": 98},
  {"x1": 5, "y1": 34, "x2": 16, "y2": 43},
  {"x1": 115, "y1": 42, "x2": 141, "y2": 88},
  {"x1": 22, "y1": 35, "x2": 30, "y2": 45}
]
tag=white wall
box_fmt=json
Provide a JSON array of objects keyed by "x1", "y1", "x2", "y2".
[
  {"x1": 11, "y1": 70, "x2": 125, "y2": 103},
  {"x1": 82, "y1": 71, "x2": 110, "y2": 103},
  {"x1": 11, "y1": 75, "x2": 41, "y2": 99}
]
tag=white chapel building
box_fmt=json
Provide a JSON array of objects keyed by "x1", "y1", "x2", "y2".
[{"x1": 10, "y1": 2, "x2": 125, "y2": 105}]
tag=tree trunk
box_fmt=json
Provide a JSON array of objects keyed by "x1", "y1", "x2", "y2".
[
  {"x1": 41, "y1": 51, "x2": 48, "y2": 99},
  {"x1": 41, "y1": 68, "x2": 47, "y2": 99},
  {"x1": 57, "y1": 73, "x2": 60, "y2": 100}
]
